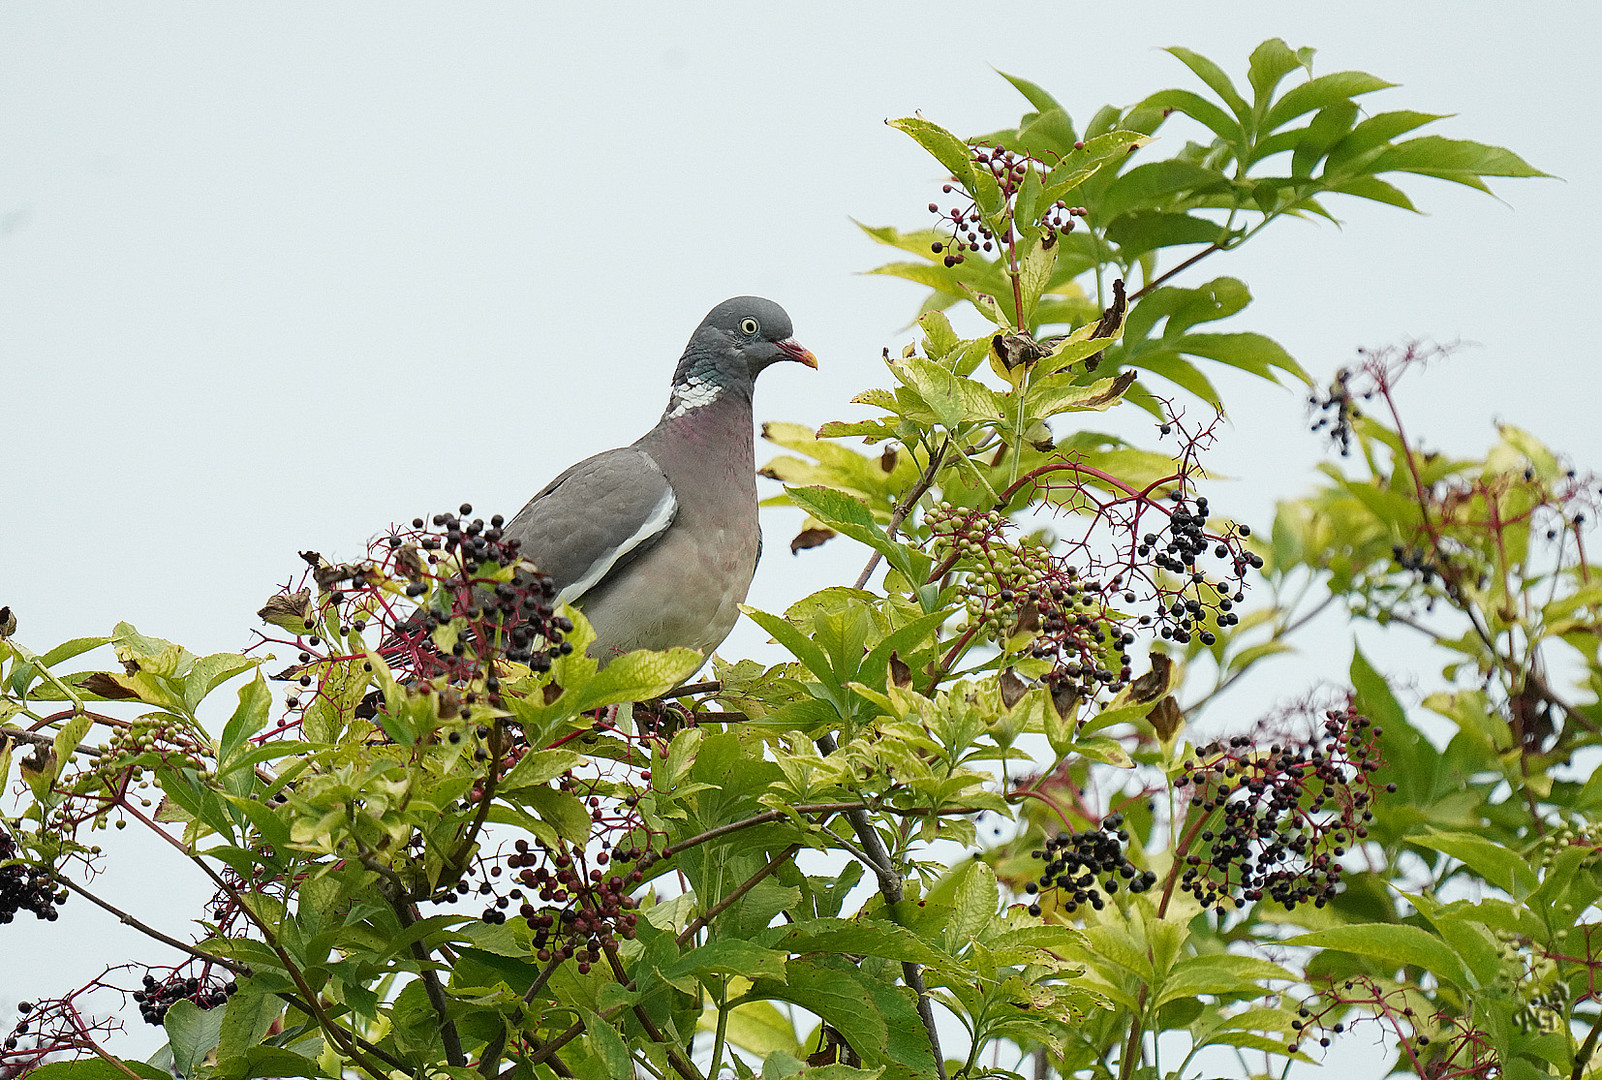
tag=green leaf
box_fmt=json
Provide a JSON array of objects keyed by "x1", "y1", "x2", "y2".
[
  {"x1": 1287, "y1": 924, "x2": 1472, "y2": 987},
  {"x1": 1291, "y1": 101, "x2": 1360, "y2": 177},
  {"x1": 1137, "y1": 89, "x2": 1241, "y2": 145},
  {"x1": 1325, "y1": 110, "x2": 1448, "y2": 173},
  {"x1": 888, "y1": 117, "x2": 998, "y2": 211},
  {"x1": 772, "y1": 918, "x2": 955, "y2": 975},
  {"x1": 784, "y1": 486, "x2": 932, "y2": 590},
  {"x1": 165, "y1": 998, "x2": 228, "y2": 1078},
  {"x1": 1264, "y1": 70, "x2": 1395, "y2": 132},
  {"x1": 25, "y1": 1063, "x2": 169, "y2": 1080},
  {"x1": 569, "y1": 647, "x2": 706, "y2": 712},
  {"x1": 1156, "y1": 954, "x2": 1296, "y2": 1006},
  {"x1": 1098, "y1": 160, "x2": 1231, "y2": 221},
  {"x1": 581, "y1": 1008, "x2": 633, "y2": 1077},
  {"x1": 1105, "y1": 212, "x2": 1227, "y2": 257},
  {"x1": 1246, "y1": 39, "x2": 1308, "y2": 111},
  {"x1": 1411, "y1": 830, "x2": 1540, "y2": 898},
  {"x1": 520, "y1": 785, "x2": 593, "y2": 846},
  {"x1": 1331, "y1": 175, "x2": 1419, "y2": 211},
  {"x1": 1173, "y1": 332, "x2": 1308, "y2": 383},
  {"x1": 666, "y1": 939, "x2": 788, "y2": 985},
  {"x1": 999, "y1": 70, "x2": 1063, "y2": 115},
  {"x1": 747, "y1": 957, "x2": 934, "y2": 1076},
  {"x1": 212, "y1": 1047, "x2": 328, "y2": 1080},
  {"x1": 51, "y1": 709, "x2": 94, "y2": 782},
  {"x1": 184, "y1": 652, "x2": 259, "y2": 714},
  {"x1": 219, "y1": 674, "x2": 271, "y2": 766},
  {"x1": 1370, "y1": 135, "x2": 1550, "y2": 180},
  {"x1": 217, "y1": 981, "x2": 284, "y2": 1062},
  {"x1": 1165, "y1": 46, "x2": 1250, "y2": 124},
  {"x1": 500, "y1": 748, "x2": 584, "y2": 791}
]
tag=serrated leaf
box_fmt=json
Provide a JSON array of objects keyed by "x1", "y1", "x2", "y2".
[
  {"x1": 219, "y1": 674, "x2": 271, "y2": 765},
  {"x1": 1411, "y1": 830, "x2": 1539, "y2": 898},
  {"x1": 568, "y1": 647, "x2": 705, "y2": 712},
  {"x1": 1287, "y1": 924, "x2": 1472, "y2": 987},
  {"x1": 888, "y1": 116, "x2": 979, "y2": 196},
  {"x1": 165, "y1": 998, "x2": 227, "y2": 1078}
]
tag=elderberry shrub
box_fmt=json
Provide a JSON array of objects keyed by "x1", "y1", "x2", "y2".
[
  {"x1": 130, "y1": 969, "x2": 236, "y2": 1026},
  {"x1": 256, "y1": 505, "x2": 571, "y2": 738},
  {"x1": 1174, "y1": 703, "x2": 1388, "y2": 913},
  {"x1": 0, "y1": 828, "x2": 60, "y2": 925},
  {"x1": 1027, "y1": 814, "x2": 1157, "y2": 917}
]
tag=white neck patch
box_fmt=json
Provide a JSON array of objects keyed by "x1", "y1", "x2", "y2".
[{"x1": 665, "y1": 374, "x2": 722, "y2": 420}]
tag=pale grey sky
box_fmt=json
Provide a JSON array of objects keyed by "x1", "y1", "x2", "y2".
[{"x1": 2, "y1": 3, "x2": 1597, "y2": 1072}]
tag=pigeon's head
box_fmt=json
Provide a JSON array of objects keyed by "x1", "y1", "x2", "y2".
[{"x1": 665, "y1": 297, "x2": 815, "y2": 418}]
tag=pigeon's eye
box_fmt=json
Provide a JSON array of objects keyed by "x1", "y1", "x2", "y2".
[{"x1": 740, "y1": 318, "x2": 759, "y2": 336}]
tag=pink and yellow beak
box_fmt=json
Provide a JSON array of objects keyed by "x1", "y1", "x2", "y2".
[{"x1": 777, "y1": 338, "x2": 818, "y2": 369}]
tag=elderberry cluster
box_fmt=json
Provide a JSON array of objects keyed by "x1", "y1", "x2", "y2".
[
  {"x1": 0, "y1": 830, "x2": 61, "y2": 925},
  {"x1": 451, "y1": 836, "x2": 645, "y2": 979},
  {"x1": 1390, "y1": 544, "x2": 1443, "y2": 588},
  {"x1": 1131, "y1": 493, "x2": 1258, "y2": 647},
  {"x1": 1308, "y1": 369, "x2": 1360, "y2": 457},
  {"x1": 383, "y1": 506, "x2": 572, "y2": 677},
  {"x1": 259, "y1": 504, "x2": 572, "y2": 734},
  {"x1": 132, "y1": 971, "x2": 236, "y2": 1026},
  {"x1": 926, "y1": 144, "x2": 1090, "y2": 267},
  {"x1": 1025, "y1": 815, "x2": 1156, "y2": 916},
  {"x1": 1175, "y1": 706, "x2": 1390, "y2": 913},
  {"x1": 925, "y1": 495, "x2": 1257, "y2": 706}
]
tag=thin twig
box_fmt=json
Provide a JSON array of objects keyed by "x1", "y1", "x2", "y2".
[
  {"x1": 55, "y1": 876, "x2": 243, "y2": 971},
  {"x1": 394, "y1": 895, "x2": 465, "y2": 1066},
  {"x1": 814, "y1": 732, "x2": 947, "y2": 1080},
  {"x1": 853, "y1": 437, "x2": 951, "y2": 590},
  {"x1": 676, "y1": 844, "x2": 801, "y2": 947},
  {"x1": 1, "y1": 724, "x2": 103, "y2": 759},
  {"x1": 1126, "y1": 242, "x2": 1223, "y2": 303}
]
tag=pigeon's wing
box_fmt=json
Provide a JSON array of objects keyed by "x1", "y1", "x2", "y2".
[{"x1": 503, "y1": 448, "x2": 678, "y2": 605}]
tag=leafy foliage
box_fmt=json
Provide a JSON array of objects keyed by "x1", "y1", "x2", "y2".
[{"x1": 0, "y1": 38, "x2": 1585, "y2": 1080}]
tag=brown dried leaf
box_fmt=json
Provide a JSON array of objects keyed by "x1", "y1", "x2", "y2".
[
  {"x1": 1148, "y1": 696, "x2": 1184, "y2": 741},
  {"x1": 790, "y1": 527, "x2": 837, "y2": 555},
  {"x1": 991, "y1": 333, "x2": 1053, "y2": 373},
  {"x1": 889, "y1": 651, "x2": 912, "y2": 688},
  {"x1": 542, "y1": 682, "x2": 564, "y2": 706},
  {"x1": 1050, "y1": 681, "x2": 1081, "y2": 720},
  {"x1": 1130, "y1": 653, "x2": 1174, "y2": 704},
  {"x1": 80, "y1": 672, "x2": 140, "y2": 700},
  {"x1": 258, "y1": 589, "x2": 313, "y2": 631},
  {"x1": 1081, "y1": 278, "x2": 1128, "y2": 373},
  {"x1": 999, "y1": 667, "x2": 1029, "y2": 710},
  {"x1": 393, "y1": 543, "x2": 426, "y2": 582}
]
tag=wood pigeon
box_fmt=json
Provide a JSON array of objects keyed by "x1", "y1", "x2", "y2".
[{"x1": 504, "y1": 297, "x2": 816, "y2": 664}]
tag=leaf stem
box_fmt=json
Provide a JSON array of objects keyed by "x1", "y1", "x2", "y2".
[{"x1": 853, "y1": 436, "x2": 951, "y2": 591}]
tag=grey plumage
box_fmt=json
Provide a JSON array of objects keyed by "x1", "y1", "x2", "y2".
[{"x1": 504, "y1": 297, "x2": 815, "y2": 664}]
